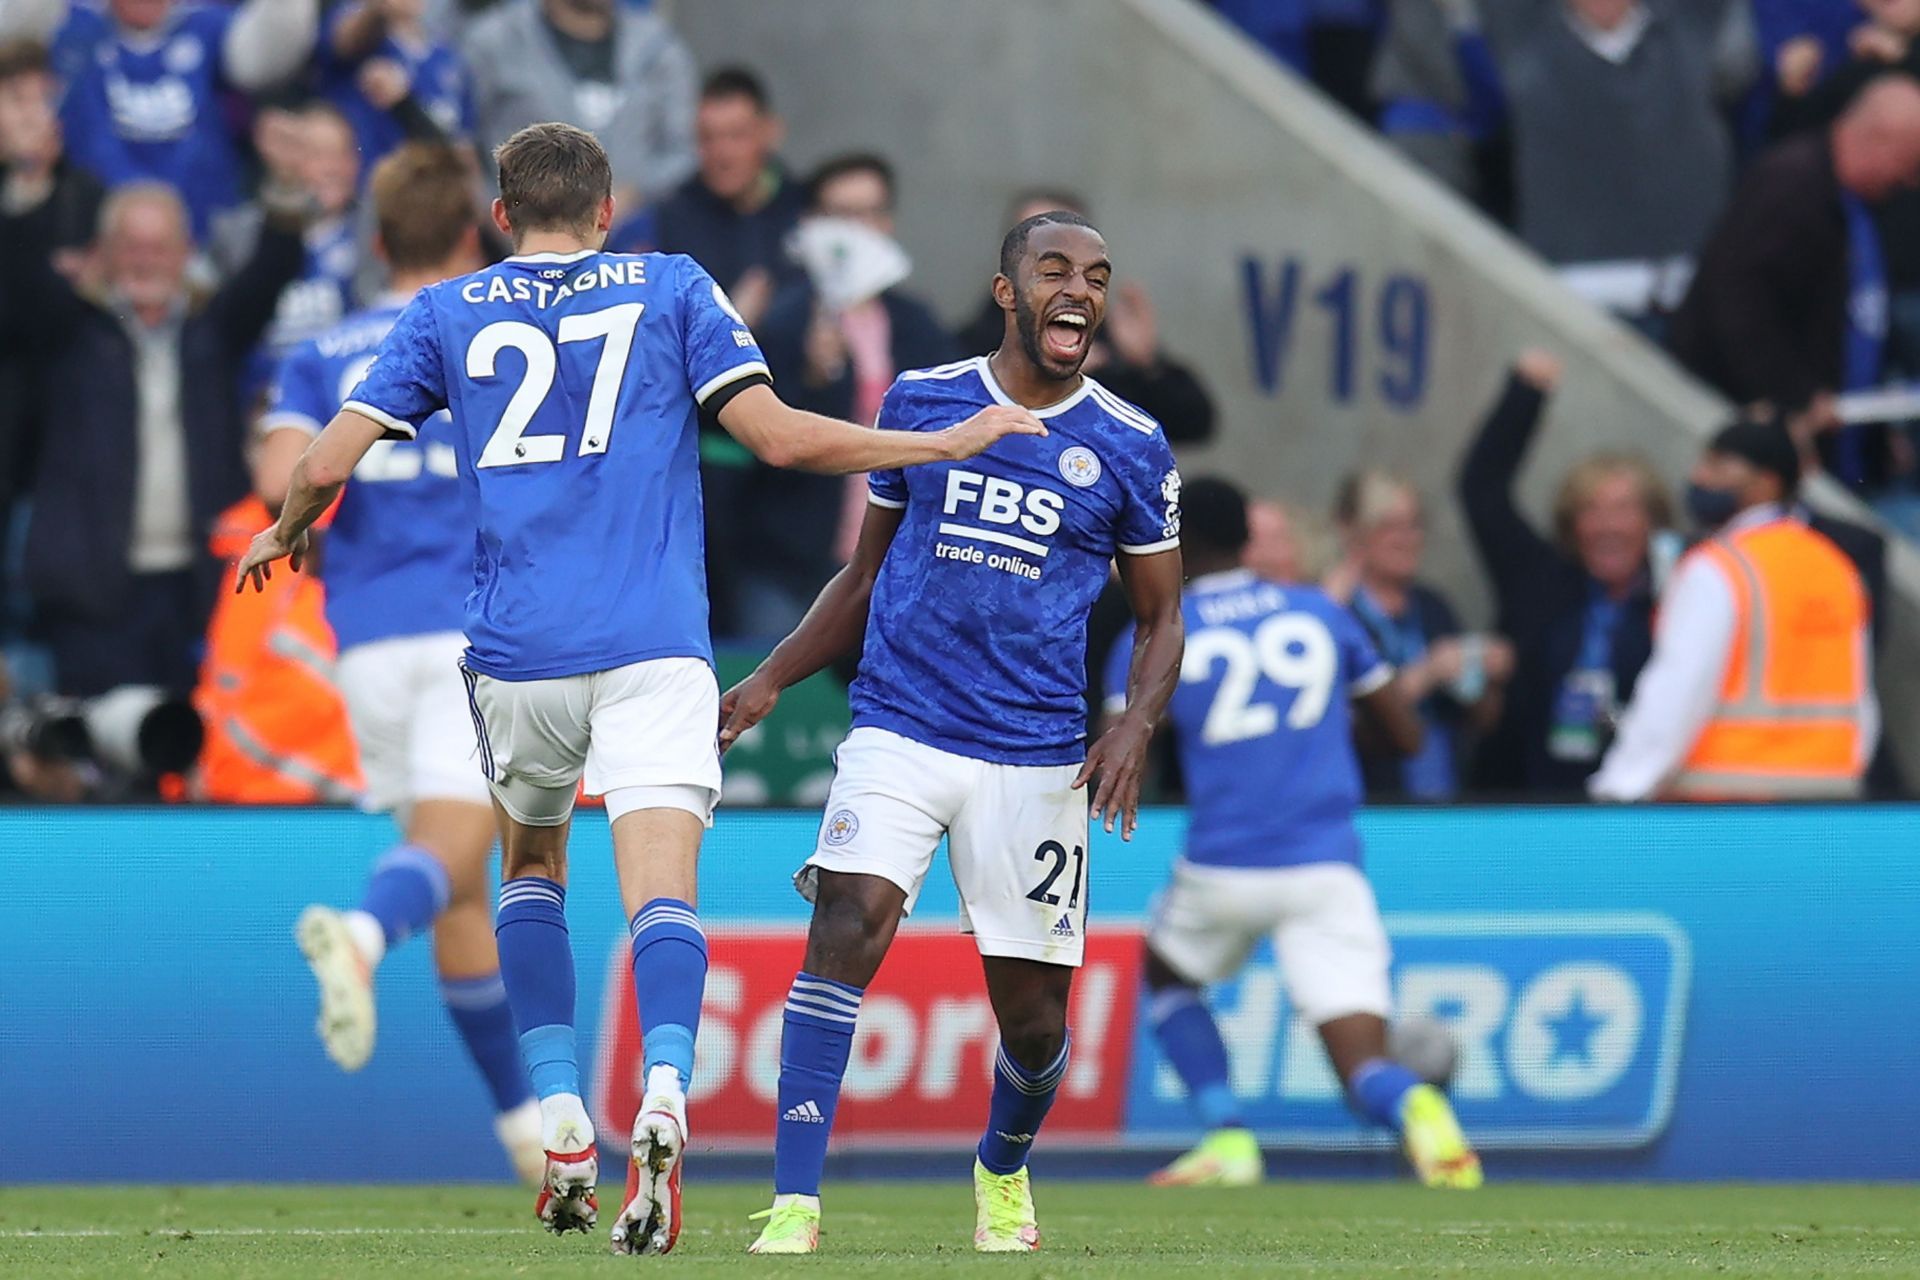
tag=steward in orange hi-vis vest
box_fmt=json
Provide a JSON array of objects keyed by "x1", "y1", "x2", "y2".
[
  {"x1": 1667, "y1": 518, "x2": 1870, "y2": 800},
  {"x1": 193, "y1": 496, "x2": 362, "y2": 804}
]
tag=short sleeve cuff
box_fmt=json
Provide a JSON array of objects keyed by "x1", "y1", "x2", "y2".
[
  {"x1": 1119, "y1": 535, "x2": 1181, "y2": 555},
  {"x1": 341, "y1": 400, "x2": 419, "y2": 441},
  {"x1": 1351, "y1": 663, "x2": 1394, "y2": 697},
  {"x1": 258, "y1": 411, "x2": 323, "y2": 439},
  {"x1": 867, "y1": 490, "x2": 907, "y2": 510},
  {"x1": 694, "y1": 361, "x2": 772, "y2": 408}
]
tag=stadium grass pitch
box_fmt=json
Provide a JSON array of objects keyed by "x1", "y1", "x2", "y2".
[{"x1": 2, "y1": 1181, "x2": 1915, "y2": 1277}]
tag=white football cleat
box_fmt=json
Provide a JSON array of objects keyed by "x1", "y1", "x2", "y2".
[
  {"x1": 534, "y1": 1095, "x2": 599, "y2": 1234},
  {"x1": 495, "y1": 1098, "x2": 546, "y2": 1188},
  {"x1": 609, "y1": 1065, "x2": 687, "y2": 1256},
  {"x1": 295, "y1": 905, "x2": 375, "y2": 1072}
]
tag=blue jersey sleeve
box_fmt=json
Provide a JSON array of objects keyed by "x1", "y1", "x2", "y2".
[
  {"x1": 1116, "y1": 429, "x2": 1182, "y2": 555},
  {"x1": 1334, "y1": 602, "x2": 1393, "y2": 694},
  {"x1": 675, "y1": 258, "x2": 770, "y2": 412},
  {"x1": 342, "y1": 292, "x2": 447, "y2": 440},
  {"x1": 866, "y1": 378, "x2": 916, "y2": 507},
  {"x1": 262, "y1": 341, "x2": 335, "y2": 437}
]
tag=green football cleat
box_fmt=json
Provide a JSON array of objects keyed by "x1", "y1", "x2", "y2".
[
  {"x1": 1401, "y1": 1084, "x2": 1483, "y2": 1189},
  {"x1": 1148, "y1": 1127, "x2": 1264, "y2": 1187},
  {"x1": 746, "y1": 1194, "x2": 820, "y2": 1254},
  {"x1": 972, "y1": 1159, "x2": 1040, "y2": 1252}
]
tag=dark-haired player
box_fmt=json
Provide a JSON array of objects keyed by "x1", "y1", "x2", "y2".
[
  {"x1": 1105, "y1": 477, "x2": 1482, "y2": 1190},
  {"x1": 722, "y1": 211, "x2": 1187, "y2": 1254},
  {"x1": 236, "y1": 122, "x2": 1042, "y2": 1255}
]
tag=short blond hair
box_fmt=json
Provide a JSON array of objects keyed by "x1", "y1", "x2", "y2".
[{"x1": 1552, "y1": 452, "x2": 1673, "y2": 551}]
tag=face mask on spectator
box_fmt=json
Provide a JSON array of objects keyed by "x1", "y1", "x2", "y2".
[{"x1": 1684, "y1": 482, "x2": 1741, "y2": 530}]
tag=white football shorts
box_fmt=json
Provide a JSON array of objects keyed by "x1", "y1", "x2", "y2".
[
  {"x1": 798, "y1": 726, "x2": 1090, "y2": 967},
  {"x1": 463, "y1": 656, "x2": 721, "y2": 828},
  {"x1": 336, "y1": 631, "x2": 491, "y2": 815},
  {"x1": 1149, "y1": 859, "x2": 1392, "y2": 1025}
]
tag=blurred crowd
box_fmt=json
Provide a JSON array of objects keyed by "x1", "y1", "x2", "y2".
[{"x1": 0, "y1": 0, "x2": 1896, "y2": 806}]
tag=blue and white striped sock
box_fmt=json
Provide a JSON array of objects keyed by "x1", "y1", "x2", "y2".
[
  {"x1": 496, "y1": 877, "x2": 578, "y2": 1101},
  {"x1": 772, "y1": 972, "x2": 863, "y2": 1197},
  {"x1": 628, "y1": 898, "x2": 708, "y2": 1091},
  {"x1": 977, "y1": 1033, "x2": 1073, "y2": 1174}
]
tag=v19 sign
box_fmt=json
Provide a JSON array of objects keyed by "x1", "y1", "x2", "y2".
[{"x1": 1241, "y1": 255, "x2": 1431, "y2": 411}]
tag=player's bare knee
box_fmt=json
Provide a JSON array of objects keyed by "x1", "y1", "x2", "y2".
[
  {"x1": 997, "y1": 1002, "x2": 1068, "y2": 1072},
  {"x1": 802, "y1": 877, "x2": 901, "y2": 984},
  {"x1": 1142, "y1": 945, "x2": 1194, "y2": 993}
]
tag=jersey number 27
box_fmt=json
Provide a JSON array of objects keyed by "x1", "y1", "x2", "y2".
[
  {"x1": 467, "y1": 303, "x2": 643, "y2": 468},
  {"x1": 1182, "y1": 613, "x2": 1337, "y2": 744}
]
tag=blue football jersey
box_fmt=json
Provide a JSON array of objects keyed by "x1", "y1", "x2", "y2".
[
  {"x1": 264, "y1": 300, "x2": 471, "y2": 652},
  {"x1": 343, "y1": 250, "x2": 770, "y2": 680},
  {"x1": 1106, "y1": 571, "x2": 1391, "y2": 868},
  {"x1": 60, "y1": 4, "x2": 244, "y2": 236},
  {"x1": 855, "y1": 357, "x2": 1181, "y2": 765},
  {"x1": 247, "y1": 217, "x2": 360, "y2": 398}
]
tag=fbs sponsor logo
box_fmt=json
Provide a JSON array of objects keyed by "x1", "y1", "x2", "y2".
[
  {"x1": 782, "y1": 1100, "x2": 826, "y2": 1124},
  {"x1": 823, "y1": 810, "x2": 859, "y2": 847}
]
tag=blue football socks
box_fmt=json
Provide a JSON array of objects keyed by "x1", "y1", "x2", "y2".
[
  {"x1": 772, "y1": 972, "x2": 863, "y2": 1196},
  {"x1": 495, "y1": 877, "x2": 579, "y2": 1100},
  {"x1": 628, "y1": 898, "x2": 708, "y2": 1091},
  {"x1": 977, "y1": 1033, "x2": 1072, "y2": 1175},
  {"x1": 357, "y1": 844, "x2": 451, "y2": 950},
  {"x1": 1350, "y1": 1057, "x2": 1422, "y2": 1130},
  {"x1": 440, "y1": 972, "x2": 534, "y2": 1114},
  {"x1": 1149, "y1": 986, "x2": 1245, "y2": 1130}
]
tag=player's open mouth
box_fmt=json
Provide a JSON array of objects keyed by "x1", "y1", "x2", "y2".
[{"x1": 1043, "y1": 310, "x2": 1089, "y2": 362}]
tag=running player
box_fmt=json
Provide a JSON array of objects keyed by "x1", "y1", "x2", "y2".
[
  {"x1": 1104, "y1": 477, "x2": 1482, "y2": 1190},
  {"x1": 235, "y1": 123, "x2": 1042, "y2": 1255},
  {"x1": 257, "y1": 144, "x2": 541, "y2": 1184},
  {"x1": 720, "y1": 211, "x2": 1187, "y2": 1255}
]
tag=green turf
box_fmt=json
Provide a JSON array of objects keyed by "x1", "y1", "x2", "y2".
[{"x1": 0, "y1": 1182, "x2": 1915, "y2": 1278}]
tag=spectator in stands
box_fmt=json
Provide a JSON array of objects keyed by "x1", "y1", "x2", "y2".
[
  {"x1": 1324, "y1": 470, "x2": 1513, "y2": 800},
  {"x1": 2, "y1": 0, "x2": 319, "y2": 238},
  {"x1": 322, "y1": 0, "x2": 476, "y2": 174},
  {"x1": 750, "y1": 153, "x2": 957, "y2": 635},
  {"x1": 1243, "y1": 497, "x2": 1328, "y2": 585},
  {"x1": 1503, "y1": 0, "x2": 1751, "y2": 328},
  {"x1": 1457, "y1": 350, "x2": 1675, "y2": 795},
  {"x1": 0, "y1": 38, "x2": 102, "y2": 618},
  {"x1": 1591, "y1": 417, "x2": 1874, "y2": 800},
  {"x1": 652, "y1": 66, "x2": 806, "y2": 327},
  {"x1": 4, "y1": 177, "x2": 308, "y2": 698},
  {"x1": 1369, "y1": 0, "x2": 1517, "y2": 220},
  {"x1": 463, "y1": 0, "x2": 694, "y2": 213},
  {"x1": 959, "y1": 191, "x2": 1217, "y2": 446},
  {"x1": 1672, "y1": 74, "x2": 1920, "y2": 428},
  {"x1": 217, "y1": 104, "x2": 364, "y2": 402}
]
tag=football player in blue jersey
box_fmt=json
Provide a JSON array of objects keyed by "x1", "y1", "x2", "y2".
[
  {"x1": 234, "y1": 123, "x2": 1043, "y2": 1255},
  {"x1": 719, "y1": 211, "x2": 1188, "y2": 1255},
  {"x1": 1104, "y1": 478, "x2": 1482, "y2": 1190},
  {"x1": 257, "y1": 143, "x2": 541, "y2": 1186}
]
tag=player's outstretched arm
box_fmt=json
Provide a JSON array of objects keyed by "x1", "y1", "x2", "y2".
[
  {"x1": 1077, "y1": 548, "x2": 1185, "y2": 840},
  {"x1": 715, "y1": 384, "x2": 1046, "y2": 474},
  {"x1": 1355, "y1": 677, "x2": 1425, "y2": 758},
  {"x1": 233, "y1": 410, "x2": 386, "y2": 593},
  {"x1": 718, "y1": 501, "x2": 906, "y2": 752}
]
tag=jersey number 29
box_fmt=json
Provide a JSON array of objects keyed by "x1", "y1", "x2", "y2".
[
  {"x1": 1182, "y1": 613, "x2": 1337, "y2": 744},
  {"x1": 467, "y1": 303, "x2": 643, "y2": 468}
]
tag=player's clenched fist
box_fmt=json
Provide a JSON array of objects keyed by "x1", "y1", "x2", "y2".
[
  {"x1": 937, "y1": 405, "x2": 1047, "y2": 460},
  {"x1": 718, "y1": 670, "x2": 782, "y2": 753},
  {"x1": 234, "y1": 526, "x2": 310, "y2": 594}
]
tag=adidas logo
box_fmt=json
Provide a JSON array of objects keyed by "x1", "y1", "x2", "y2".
[
  {"x1": 994, "y1": 1130, "x2": 1033, "y2": 1145},
  {"x1": 1050, "y1": 913, "x2": 1075, "y2": 938},
  {"x1": 782, "y1": 1100, "x2": 825, "y2": 1124}
]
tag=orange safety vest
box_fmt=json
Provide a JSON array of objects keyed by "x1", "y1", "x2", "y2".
[
  {"x1": 1667, "y1": 518, "x2": 1869, "y2": 801},
  {"x1": 193, "y1": 498, "x2": 364, "y2": 805}
]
